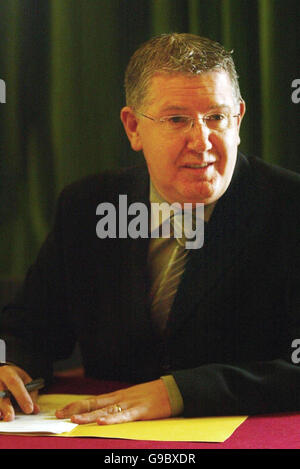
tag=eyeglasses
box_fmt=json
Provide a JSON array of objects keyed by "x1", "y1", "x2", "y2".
[{"x1": 135, "y1": 110, "x2": 240, "y2": 133}]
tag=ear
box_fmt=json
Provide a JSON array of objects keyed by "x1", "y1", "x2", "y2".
[
  {"x1": 236, "y1": 99, "x2": 246, "y2": 145},
  {"x1": 120, "y1": 106, "x2": 143, "y2": 152}
]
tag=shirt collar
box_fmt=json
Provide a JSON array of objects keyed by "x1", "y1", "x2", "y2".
[{"x1": 149, "y1": 181, "x2": 216, "y2": 244}]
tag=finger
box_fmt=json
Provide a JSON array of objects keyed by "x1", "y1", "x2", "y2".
[
  {"x1": 12, "y1": 366, "x2": 33, "y2": 384},
  {"x1": 70, "y1": 409, "x2": 112, "y2": 424},
  {"x1": 55, "y1": 398, "x2": 94, "y2": 418},
  {"x1": 97, "y1": 407, "x2": 141, "y2": 425},
  {"x1": 32, "y1": 402, "x2": 40, "y2": 414},
  {"x1": 0, "y1": 380, "x2": 15, "y2": 421},
  {"x1": 30, "y1": 390, "x2": 40, "y2": 414},
  {"x1": 0, "y1": 390, "x2": 40, "y2": 416},
  {"x1": 1, "y1": 369, "x2": 34, "y2": 414},
  {"x1": 0, "y1": 397, "x2": 15, "y2": 422},
  {"x1": 56, "y1": 395, "x2": 116, "y2": 419},
  {"x1": 70, "y1": 404, "x2": 126, "y2": 424}
]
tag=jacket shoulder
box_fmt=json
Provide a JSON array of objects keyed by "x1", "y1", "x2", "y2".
[
  {"x1": 247, "y1": 155, "x2": 300, "y2": 194},
  {"x1": 245, "y1": 154, "x2": 300, "y2": 228},
  {"x1": 58, "y1": 164, "x2": 148, "y2": 205}
]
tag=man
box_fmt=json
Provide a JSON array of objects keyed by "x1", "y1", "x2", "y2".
[{"x1": 1, "y1": 33, "x2": 300, "y2": 425}]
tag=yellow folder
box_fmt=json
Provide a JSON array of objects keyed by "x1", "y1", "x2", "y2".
[{"x1": 39, "y1": 394, "x2": 247, "y2": 443}]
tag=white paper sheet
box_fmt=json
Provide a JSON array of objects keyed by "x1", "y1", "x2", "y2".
[{"x1": 0, "y1": 407, "x2": 78, "y2": 434}]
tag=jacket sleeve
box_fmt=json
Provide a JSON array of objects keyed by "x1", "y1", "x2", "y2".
[
  {"x1": 0, "y1": 188, "x2": 77, "y2": 384},
  {"x1": 172, "y1": 240, "x2": 300, "y2": 417}
]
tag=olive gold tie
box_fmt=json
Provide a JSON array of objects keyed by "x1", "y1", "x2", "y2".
[
  {"x1": 150, "y1": 235, "x2": 189, "y2": 334},
  {"x1": 148, "y1": 182, "x2": 215, "y2": 335}
]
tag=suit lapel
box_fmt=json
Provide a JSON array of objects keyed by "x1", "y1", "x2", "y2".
[
  {"x1": 166, "y1": 153, "x2": 264, "y2": 337},
  {"x1": 117, "y1": 166, "x2": 154, "y2": 338}
]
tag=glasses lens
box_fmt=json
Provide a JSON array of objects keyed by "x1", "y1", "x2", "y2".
[
  {"x1": 204, "y1": 113, "x2": 230, "y2": 130},
  {"x1": 163, "y1": 116, "x2": 192, "y2": 132}
]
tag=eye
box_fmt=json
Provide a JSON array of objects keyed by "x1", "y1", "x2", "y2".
[
  {"x1": 204, "y1": 113, "x2": 229, "y2": 130},
  {"x1": 205, "y1": 113, "x2": 226, "y2": 121},
  {"x1": 162, "y1": 116, "x2": 192, "y2": 130},
  {"x1": 167, "y1": 116, "x2": 190, "y2": 124}
]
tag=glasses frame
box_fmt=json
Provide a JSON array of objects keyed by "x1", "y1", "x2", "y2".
[{"x1": 134, "y1": 109, "x2": 241, "y2": 133}]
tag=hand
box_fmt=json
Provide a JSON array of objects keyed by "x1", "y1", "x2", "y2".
[
  {"x1": 55, "y1": 379, "x2": 171, "y2": 425},
  {"x1": 0, "y1": 365, "x2": 40, "y2": 421}
]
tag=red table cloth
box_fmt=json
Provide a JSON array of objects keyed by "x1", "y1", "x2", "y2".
[{"x1": 1, "y1": 375, "x2": 300, "y2": 449}]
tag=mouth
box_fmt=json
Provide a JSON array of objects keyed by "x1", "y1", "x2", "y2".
[{"x1": 182, "y1": 162, "x2": 215, "y2": 170}]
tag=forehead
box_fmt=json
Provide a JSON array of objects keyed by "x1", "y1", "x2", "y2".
[{"x1": 144, "y1": 71, "x2": 236, "y2": 112}]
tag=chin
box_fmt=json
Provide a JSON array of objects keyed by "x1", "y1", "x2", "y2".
[{"x1": 177, "y1": 181, "x2": 218, "y2": 204}]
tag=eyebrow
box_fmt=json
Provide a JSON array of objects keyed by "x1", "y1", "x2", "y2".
[
  {"x1": 159, "y1": 105, "x2": 190, "y2": 113},
  {"x1": 207, "y1": 104, "x2": 233, "y2": 112},
  {"x1": 159, "y1": 104, "x2": 234, "y2": 114}
]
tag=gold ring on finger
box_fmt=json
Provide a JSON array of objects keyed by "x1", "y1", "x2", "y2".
[{"x1": 112, "y1": 404, "x2": 122, "y2": 413}]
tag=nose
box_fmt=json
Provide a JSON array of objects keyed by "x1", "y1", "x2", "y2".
[{"x1": 186, "y1": 119, "x2": 212, "y2": 153}]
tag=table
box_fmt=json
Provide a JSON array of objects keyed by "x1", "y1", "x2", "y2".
[{"x1": 1, "y1": 375, "x2": 300, "y2": 449}]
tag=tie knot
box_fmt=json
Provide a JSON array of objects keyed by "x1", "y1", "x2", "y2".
[{"x1": 171, "y1": 210, "x2": 203, "y2": 249}]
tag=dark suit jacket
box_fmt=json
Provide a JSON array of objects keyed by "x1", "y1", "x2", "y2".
[{"x1": 2, "y1": 152, "x2": 300, "y2": 417}]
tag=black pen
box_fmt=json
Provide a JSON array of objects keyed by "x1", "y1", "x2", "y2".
[{"x1": 0, "y1": 378, "x2": 45, "y2": 399}]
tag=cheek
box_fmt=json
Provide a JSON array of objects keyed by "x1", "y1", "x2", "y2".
[
  {"x1": 214, "y1": 135, "x2": 238, "y2": 175},
  {"x1": 144, "y1": 140, "x2": 183, "y2": 174}
]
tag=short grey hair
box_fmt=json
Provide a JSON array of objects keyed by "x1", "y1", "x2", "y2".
[{"x1": 124, "y1": 33, "x2": 241, "y2": 109}]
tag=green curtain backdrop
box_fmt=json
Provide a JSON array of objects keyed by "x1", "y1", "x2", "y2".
[{"x1": 0, "y1": 0, "x2": 299, "y2": 280}]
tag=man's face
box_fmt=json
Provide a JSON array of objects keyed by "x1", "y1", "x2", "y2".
[{"x1": 121, "y1": 71, "x2": 245, "y2": 205}]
